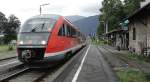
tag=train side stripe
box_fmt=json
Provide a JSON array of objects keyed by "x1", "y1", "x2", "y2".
[{"x1": 44, "y1": 44, "x2": 85, "y2": 57}]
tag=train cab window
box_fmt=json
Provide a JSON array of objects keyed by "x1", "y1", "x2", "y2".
[{"x1": 58, "y1": 24, "x2": 65, "y2": 36}]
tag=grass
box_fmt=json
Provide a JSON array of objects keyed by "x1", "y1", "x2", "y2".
[
  {"x1": 0, "y1": 45, "x2": 10, "y2": 52},
  {"x1": 91, "y1": 39, "x2": 108, "y2": 45},
  {"x1": 124, "y1": 53, "x2": 150, "y2": 63},
  {"x1": 0, "y1": 45, "x2": 17, "y2": 59},
  {"x1": 116, "y1": 67, "x2": 150, "y2": 82}
]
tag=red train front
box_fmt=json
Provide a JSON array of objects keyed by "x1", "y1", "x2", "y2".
[{"x1": 17, "y1": 14, "x2": 86, "y2": 67}]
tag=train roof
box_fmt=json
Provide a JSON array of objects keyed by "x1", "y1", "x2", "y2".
[
  {"x1": 30, "y1": 14, "x2": 61, "y2": 20},
  {"x1": 26, "y1": 14, "x2": 83, "y2": 34}
]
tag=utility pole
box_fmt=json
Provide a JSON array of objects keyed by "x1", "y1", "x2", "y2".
[{"x1": 40, "y1": 3, "x2": 49, "y2": 15}]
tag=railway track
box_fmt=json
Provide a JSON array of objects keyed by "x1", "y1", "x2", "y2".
[
  {"x1": 7, "y1": 68, "x2": 52, "y2": 82},
  {"x1": 0, "y1": 61, "x2": 56, "y2": 82},
  {"x1": 0, "y1": 56, "x2": 17, "y2": 65},
  {"x1": 0, "y1": 58, "x2": 62, "y2": 82},
  {"x1": 0, "y1": 56, "x2": 18, "y2": 67},
  {"x1": 0, "y1": 56, "x2": 17, "y2": 62},
  {"x1": 0, "y1": 56, "x2": 22, "y2": 76},
  {"x1": 0, "y1": 64, "x2": 29, "y2": 82}
]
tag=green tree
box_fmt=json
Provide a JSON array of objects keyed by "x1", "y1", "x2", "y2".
[
  {"x1": 97, "y1": 0, "x2": 125, "y2": 35},
  {"x1": 3, "y1": 14, "x2": 21, "y2": 44},
  {"x1": 97, "y1": 0, "x2": 145, "y2": 35},
  {"x1": 97, "y1": 15, "x2": 105, "y2": 35},
  {"x1": 124, "y1": 0, "x2": 145, "y2": 16},
  {"x1": 0, "y1": 12, "x2": 7, "y2": 33}
]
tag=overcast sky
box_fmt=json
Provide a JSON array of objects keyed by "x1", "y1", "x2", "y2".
[{"x1": 0, "y1": 0, "x2": 102, "y2": 23}]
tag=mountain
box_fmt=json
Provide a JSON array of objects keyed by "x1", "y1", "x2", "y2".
[
  {"x1": 65, "y1": 15, "x2": 85, "y2": 22},
  {"x1": 73, "y1": 15, "x2": 99, "y2": 36}
]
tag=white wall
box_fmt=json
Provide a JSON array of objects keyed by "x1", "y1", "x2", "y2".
[{"x1": 129, "y1": 19, "x2": 148, "y2": 54}]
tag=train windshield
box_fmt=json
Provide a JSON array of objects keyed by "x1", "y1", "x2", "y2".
[
  {"x1": 20, "y1": 18, "x2": 56, "y2": 32},
  {"x1": 18, "y1": 18, "x2": 57, "y2": 45}
]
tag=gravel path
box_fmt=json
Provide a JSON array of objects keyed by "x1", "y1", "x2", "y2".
[{"x1": 100, "y1": 45, "x2": 150, "y2": 74}]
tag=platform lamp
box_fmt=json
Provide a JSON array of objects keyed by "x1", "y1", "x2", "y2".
[{"x1": 40, "y1": 3, "x2": 50, "y2": 15}]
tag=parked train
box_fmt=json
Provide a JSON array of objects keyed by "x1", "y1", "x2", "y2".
[{"x1": 17, "y1": 14, "x2": 86, "y2": 67}]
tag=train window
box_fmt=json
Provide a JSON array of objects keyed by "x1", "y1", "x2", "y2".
[
  {"x1": 58, "y1": 27, "x2": 62, "y2": 36},
  {"x1": 64, "y1": 24, "x2": 68, "y2": 36},
  {"x1": 58, "y1": 24, "x2": 65, "y2": 36},
  {"x1": 67, "y1": 25, "x2": 71, "y2": 36},
  {"x1": 21, "y1": 18, "x2": 56, "y2": 32},
  {"x1": 70, "y1": 27, "x2": 73, "y2": 36},
  {"x1": 62, "y1": 24, "x2": 65, "y2": 36},
  {"x1": 76, "y1": 32, "x2": 78, "y2": 36},
  {"x1": 65, "y1": 24, "x2": 76, "y2": 37},
  {"x1": 70, "y1": 27, "x2": 74, "y2": 37},
  {"x1": 72, "y1": 28, "x2": 76, "y2": 36},
  {"x1": 77, "y1": 32, "x2": 80, "y2": 37},
  {"x1": 70, "y1": 26, "x2": 76, "y2": 37}
]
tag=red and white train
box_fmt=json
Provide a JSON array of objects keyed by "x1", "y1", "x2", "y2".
[{"x1": 17, "y1": 14, "x2": 86, "y2": 67}]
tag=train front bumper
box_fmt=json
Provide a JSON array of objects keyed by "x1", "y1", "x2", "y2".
[{"x1": 26, "y1": 53, "x2": 65, "y2": 68}]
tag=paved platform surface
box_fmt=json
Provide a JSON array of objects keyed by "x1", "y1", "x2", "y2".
[{"x1": 62, "y1": 45, "x2": 119, "y2": 82}]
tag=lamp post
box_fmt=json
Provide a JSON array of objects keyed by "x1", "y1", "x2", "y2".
[
  {"x1": 101, "y1": 20, "x2": 108, "y2": 44},
  {"x1": 100, "y1": 21, "x2": 108, "y2": 34},
  {"x1": 40, "y1": 3, "x2": 49, "y2": 15}
]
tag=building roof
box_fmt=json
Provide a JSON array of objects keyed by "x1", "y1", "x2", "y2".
[
  {"x1": 128, "y1": 2, "x2": 150, "y2": 20},
  {"x1": 103, "y1": 29, "x2": 128, "y2": 36}
]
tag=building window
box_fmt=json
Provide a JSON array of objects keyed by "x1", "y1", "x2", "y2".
[{"x1": 133, "y1": 28, "x2": 136, "y2": 40}]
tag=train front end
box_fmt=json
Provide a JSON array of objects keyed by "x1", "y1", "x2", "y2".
[{"x1": 17, "y1": 16, "x2": 57, "y2": 66}]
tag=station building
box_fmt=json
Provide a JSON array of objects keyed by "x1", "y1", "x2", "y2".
[
  {"x1": 104, "y1": 29, "x2": 128, "y2": 50},
  {"x1": 128, "y1": 2, "x2": 150, "y2": 55}
]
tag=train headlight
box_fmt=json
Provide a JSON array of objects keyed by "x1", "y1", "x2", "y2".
[
  {"x1": 19, "y1": 41, "x2": 23, "y2": 45},
  {"x1": 41, "y1": 40, "x2": 46, "y2": 45}
]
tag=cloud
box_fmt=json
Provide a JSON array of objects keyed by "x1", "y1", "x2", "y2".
[
  {"x1": 0, "y1": 0, "x2": 103, "y2": 23},
  {"x1": 80, "y1": 5, "x2": 101, "y2": 16}
]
